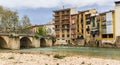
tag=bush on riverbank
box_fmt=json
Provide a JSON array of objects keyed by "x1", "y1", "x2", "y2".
[{"x1": 53, "y1": 54, "x2": 66, "y2": 59}]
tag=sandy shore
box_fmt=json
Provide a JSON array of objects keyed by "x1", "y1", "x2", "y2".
[{"x1": 0, "y1": 53, "x2": 119, "y2": 65}]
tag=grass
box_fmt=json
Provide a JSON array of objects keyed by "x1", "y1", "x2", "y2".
[{"x1": 53, "y1": 54, "x2": 66, "y2": 59}]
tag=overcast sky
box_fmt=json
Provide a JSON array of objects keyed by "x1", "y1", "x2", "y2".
[{"x1": 0, "y1": 0, "x2": 119, "y2": 24}]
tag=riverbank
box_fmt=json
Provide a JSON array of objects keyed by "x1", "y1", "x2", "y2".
[{"x1": 0, "y1": 52, "x2": 120, "y2": 65}]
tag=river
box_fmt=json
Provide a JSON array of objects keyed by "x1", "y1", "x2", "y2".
[{"x1": 21, "y1": 46, "x2": 120, "y2": 60}]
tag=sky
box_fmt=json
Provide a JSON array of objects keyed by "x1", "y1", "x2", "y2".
[{"x1": 0, "y1": 0, "x2": 119, "y2": 24}]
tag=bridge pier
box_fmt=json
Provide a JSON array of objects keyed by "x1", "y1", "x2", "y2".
[
  {"x1": 45, "y1": 38, "x2": 52, "y2": 47},
  {"x1": 32, "y1": 38, "x2": 40, "y2": 48},
  {"x1": 9, "y1": 37, "x2": 20, "y2": 50}
]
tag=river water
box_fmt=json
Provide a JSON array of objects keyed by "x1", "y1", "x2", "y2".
[{"x1": 22, "y1": 46, "x2": 120, "y2": 60}]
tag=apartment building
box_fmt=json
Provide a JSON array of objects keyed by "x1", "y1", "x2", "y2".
[
  {"x1": 99, "y1": 10, "x2": 115, "y2": 44},
  {"x1": 53, "y1": 8, "x2": 77, "y2": 45},
  {"x1": 77, "y1": 9, "x2": 98, "y2": 44},
  {"x1": 115, "y1": 1, "x2": 120, "y2": 37},
  {"x1": 115, "y1": 1, "x2": 120, "y2": 47}
]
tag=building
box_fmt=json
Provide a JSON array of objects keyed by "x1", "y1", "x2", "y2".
[
  {"x1": 44, "y1": 21, "x2": 55, "y2": 36},
  {"x1": 99, "y1": 10, "x2": 115, "y2": 47},
  {"x1": 77, "y1": 9, "x2": 98, "y2": 44},
  {"x1": 115, "y1": 1, "x2": 120, "y2": 37},
  {"x1": 53, "y1": 8, "x2": 77, "y2": 45},
  {"x1": 28, "y1": 21, "x2": 55, "y2": 36},
  {"x1": 115, "y1": 1, "x2": 120, "y2": 47}
]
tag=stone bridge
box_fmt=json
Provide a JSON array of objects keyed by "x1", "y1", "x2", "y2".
[{"x1": 0, "y1": 33, "x2": 53, "y2": 49}]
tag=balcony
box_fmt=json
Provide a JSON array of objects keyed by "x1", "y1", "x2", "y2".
[
  {"x1": 62, "y1": 27, "x2": 69, "y2": 30},
  {"x1": 55, "y1": 28, "x2": 60, "y2": 31},
  {"x1": 71, "y1": 27, "x2": 76, "y2": 30},
  {"x1": 62, "y1": 21, "x2": 70, "y2": 25},
  {"x1": 54, "y1": 22, "x2": 60, "y2": 25},
  {"x1": 71, "y1": 25, "x2": 76, "y2": 30},
  {"x1": 54, "y1": 18, "x2": 59, "y2": 21},
  {"x1": 53, "y1": 14, "x2": 59, "y2": 17},
  {"x1": 62, "y1": 17, "x2": 69, "y2": 20},
  {"x1": 62, "y1": 13, "x2": 70, "y2": 16}
]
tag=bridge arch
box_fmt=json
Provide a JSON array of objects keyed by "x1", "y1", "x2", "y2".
[
  {"x1": 0, "y1": 37, "x2": 8, "y2": 49},
  {"x1": 40, "y1": 38, "x2": 46, "y2": 47},
  {"x1": 20, "y1": 37, "x2": 32, "y2": 48}
]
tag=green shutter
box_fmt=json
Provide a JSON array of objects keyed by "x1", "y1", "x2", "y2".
[
  {"x1": 97, "y1": 23, "x2": 99, "y2": 28},
  {"x1": 92, "y1": 21, "x2": 95, "y2": 27}
]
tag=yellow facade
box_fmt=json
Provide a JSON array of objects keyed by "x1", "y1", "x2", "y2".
[
  {"x1": 99, "y1": 11, "x2": 115, "y2": 44},
  {"x1": 77, "y1": 9, "x2": 98, "y2": 41}
]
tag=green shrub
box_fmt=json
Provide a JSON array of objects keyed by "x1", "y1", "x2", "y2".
[
  {"x1": 45, "y1": 64, "x2": 48, "y2": 65},
  {"x1": 53, "y1": 54, "x2": 66, "y2": 59},
  {"x1": 34, "y1": 34, "x2": 39, "y2": 39},
  {"x1": 88, "y1": 63, "x2": 92, "y2": 65},
  {"x1": 46, "y1": 54, "x2": 50, "y2": 56},
  {"x1": 57, "y1": 63, "x2": 59, "y2": 65},
  {"x1": 81, "y1": 61, "x2": 85, "y2": 64},
  {"x1": 8, "y1": 56, "x2": 14, "y2": 59}
]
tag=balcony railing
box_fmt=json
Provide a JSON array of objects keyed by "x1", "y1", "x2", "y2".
[
  {"x1": 54, "y1": 22, "x2": 60, "y2": 25},
  {"x1": 53, "y1": 14, "x2": 59, "y2": 17},
  {"x1": 62, "y1": 21, "x2": 70, "y2": 24},
  {"x1": 62, "y1": 27, "x2": 69, "y2": 30},
  {"x1": 62, "y1": 13, "x2": 70, "y2": 15},
  {"x1": 62, "y1": 17, "x2": 69, "y2": 20}
]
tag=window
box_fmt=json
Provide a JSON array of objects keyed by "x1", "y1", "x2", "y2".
[
  {"x1": 62, "y1": 34, "x2": 64, "y2": 37},
  {"x1": 67, "y1": 30, "x2": 69, "y2": 33},
  {"x1": 109, "y1": 34, "x2": 113, "y2": 38},
  {"x1": 56, "y1": 35, "x2": 59, "y2": 37},
  {"x1": 72, "y1": 35, "x2": 74, "y2": 38},
  {"x1": 67, "y1": 35, "x2": 69, "y2": 37},
  {"x1": 82, "y1": 29, "x2": 83, "y2": 33},
  {"x1": 72, "y1": 20, "x2": 75, "y2": 24},
  {"x1": 102, "y1": 34, "x2": 107, "y2": 38},
  {"x1": 86, "y1": 26, "x2": 90, "y2": 31},
  {"x1": 87, "y1": 31, "x2": 90, "y2": 34},
  {"x1": 55, "y1": 25, "x2": 59, "y2": 28},
  {"x1": 102, "y1": 15, "x2": 106, "y2": 21},
  {"x1": 86, "y1": 19, "x2": 91, "y2": 25}
]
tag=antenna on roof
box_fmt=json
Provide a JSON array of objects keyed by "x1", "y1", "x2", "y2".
[
  {"x1": 61, "y1": 1, "x2": 65, "y2": 9},
  {"x1": 63, "y1": 5, "x2": 65, "y2": 9}
]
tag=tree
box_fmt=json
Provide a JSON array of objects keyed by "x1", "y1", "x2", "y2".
[
  {"x1": 36, "y1": 25, "x2": 47, "y2": 36},
  {"x1": 21, "y1": 15, "x2": 31, "y2": 28},
  {"x1": 18, "y1": 15, "x2": 32, "y2": 34},
  {"x1": 0, "y1": 6, "x2": 19, "y2": 33},
  {"x1": 0, "y1": 6, "x2": 33, "y2": 34}
]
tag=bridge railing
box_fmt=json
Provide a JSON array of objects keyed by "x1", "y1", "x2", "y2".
[{"x1": 0, "y1": 33, "x2": 34, "y2": 36}]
